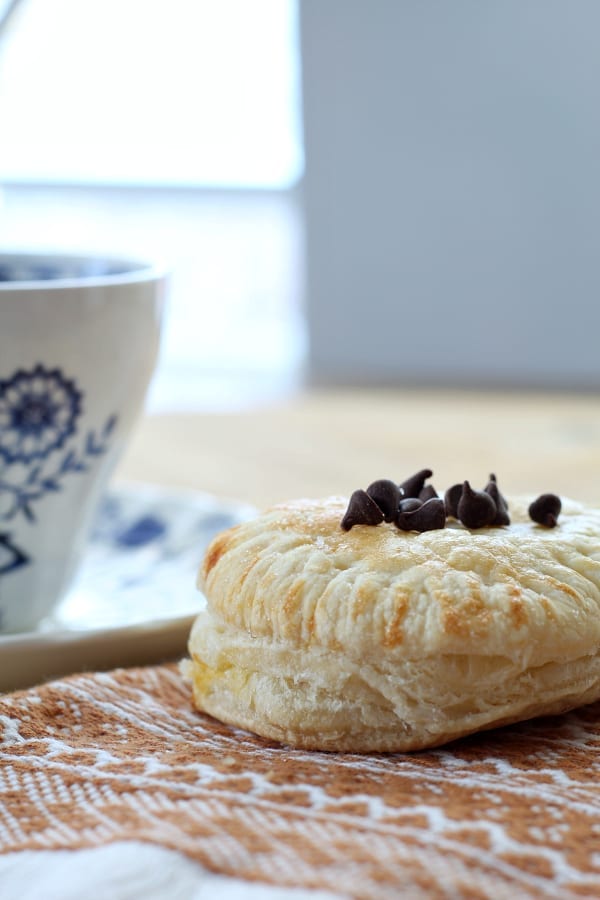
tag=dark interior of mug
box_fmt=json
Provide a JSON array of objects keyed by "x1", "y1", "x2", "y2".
[{"x1": 0, "y1": 254, "x2": 143, "y2": 283}]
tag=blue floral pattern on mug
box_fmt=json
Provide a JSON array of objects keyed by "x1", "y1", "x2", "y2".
[
  {"x1": 0, "y1": 366, "x2": 82, "y2": 464},
  {"x1": 0, "y1": 364, "x2": 118, "y2": 576},
  {"x1": 0, "y1": 532, "x2": 30, "y2": 576}
]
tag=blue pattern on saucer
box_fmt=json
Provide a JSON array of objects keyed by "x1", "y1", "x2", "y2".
[
  {"x1": 115, "y1": 515, "x2": 167, "y2": 548},
  {"x1": 47, "y1": 484, "x2": 256, "y2": 632}
]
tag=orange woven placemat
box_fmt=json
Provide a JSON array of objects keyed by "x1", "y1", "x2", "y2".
[{"x1": 0, "y1": 663, "x2": 599, "y2": 899}]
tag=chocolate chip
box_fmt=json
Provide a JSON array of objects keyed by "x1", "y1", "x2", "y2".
[
  {"x1": 396, "y1": 497, "x2": 446, "y2": 533},
  {"x1": 419, "y1": 484, "x2": 439, "y2": 502},
  {"x1": 529, "y1": 493, "x2": 561, "y2": 528},
  {"x1": 484, "y1": 474, "x2": 510, "y2": 526},
  {"x1": 457, "y1": 481, "x2": 497, "y2": 529},
  {"x1": 485, "y1": 473, "x2": 509, "y2": 511},
  {"x1": 444, "y1": 483, "x2": 463, "y2": 518},
  {"x1": 399, "y1": 469, "x2": 433, "y2": 498},
  {"x1": 341, "y1": 489, "x2": 385, "y2": 531},
  {"x1": 399, "y1": 497, "x2": 423, "y2": 513},
  {"x1": 366, "y1": 479, "x2": 401, "y2": 523}
]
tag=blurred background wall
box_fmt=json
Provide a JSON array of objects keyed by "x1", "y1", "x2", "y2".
[
  {"x1": 301, "y1": 0, "x2": 600, "y2": 390},
  {"x1": 1, "y1": 0, "x2": 599, "y2": 404},
  {"x1": 301, "y1": 0, "x2": 600, "y2": 388}
]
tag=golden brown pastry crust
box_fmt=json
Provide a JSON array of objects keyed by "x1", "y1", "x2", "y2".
[{"x1": 185, "y1": 496, "x2": 600, "y2": 751}]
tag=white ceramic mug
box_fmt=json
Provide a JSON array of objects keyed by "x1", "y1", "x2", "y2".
[{"x1": 0, "y1": 252, "x2": 166, "y2": 632}]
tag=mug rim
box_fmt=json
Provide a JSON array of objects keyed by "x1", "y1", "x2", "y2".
[{"x1": 0, "y1": 252, "x2": 168, "y2": 291}]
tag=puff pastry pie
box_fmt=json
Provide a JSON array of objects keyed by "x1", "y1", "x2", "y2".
[{"x1": 184, "y1": 494, "x2": 600, "y2": 752}]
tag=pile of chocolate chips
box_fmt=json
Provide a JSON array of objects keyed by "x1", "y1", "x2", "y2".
[{"x1": 340, "y1": 469, "x2": 562, "y2": 534}]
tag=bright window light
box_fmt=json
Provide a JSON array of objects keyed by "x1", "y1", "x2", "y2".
[{"x1": 0, "y1": 0, "x2": 303, "y2": 188}]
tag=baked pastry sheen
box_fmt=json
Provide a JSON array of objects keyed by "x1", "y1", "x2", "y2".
[{"x1": 185, "y1": 496, "x2": 600, "y2": 752}]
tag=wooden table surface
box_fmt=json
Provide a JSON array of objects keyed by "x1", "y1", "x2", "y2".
[{"x1": 116, "y1": 387, "x2": 600, "y2": 509}]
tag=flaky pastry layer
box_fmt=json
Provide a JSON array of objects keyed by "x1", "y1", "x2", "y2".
[
  {"x1": 185, "y1": 610, "x2": 600, "y2": 751},
  {"x1": 185, "y1": 495, "x2": 600, "y2": 751}
]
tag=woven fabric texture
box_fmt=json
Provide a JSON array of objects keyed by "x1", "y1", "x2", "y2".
[{"x1": 0, "y1": 663, "x2": 599, "y2": 899}]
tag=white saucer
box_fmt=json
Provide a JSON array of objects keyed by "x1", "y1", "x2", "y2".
[{"x1": 0, "y1": 483, "x2": 255, "y2": 692}]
